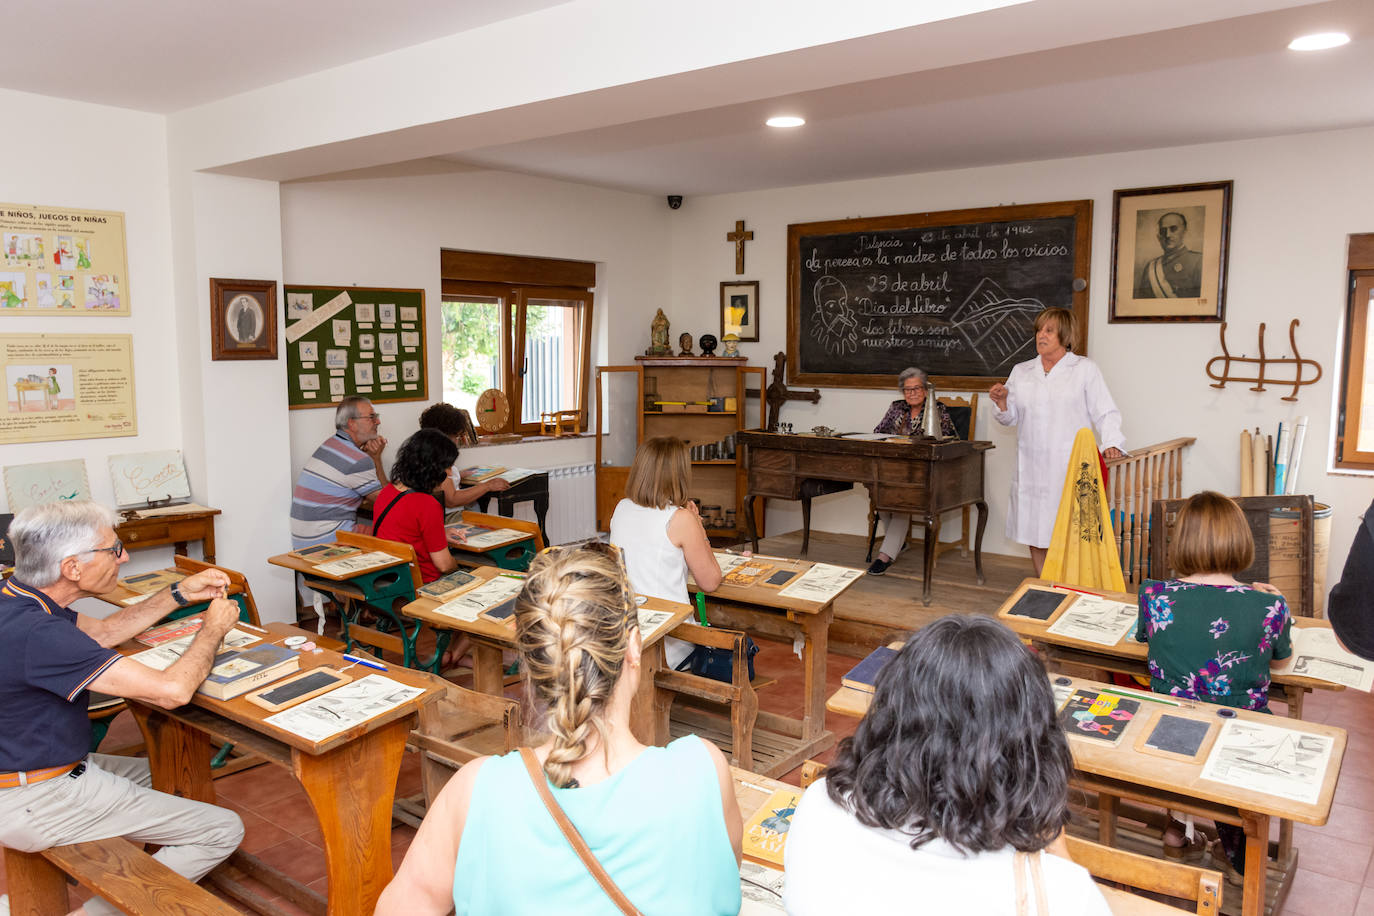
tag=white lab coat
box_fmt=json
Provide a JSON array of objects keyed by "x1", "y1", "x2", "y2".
[{"x1": 992, "y1": 352, "x2": 1125, "y2": 548}]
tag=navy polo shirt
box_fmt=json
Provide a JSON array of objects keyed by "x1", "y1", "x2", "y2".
[{"x1": 0, "y1": 579, "x2": 121, "y2": 771}]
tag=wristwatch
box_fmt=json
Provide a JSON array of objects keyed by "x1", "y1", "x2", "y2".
[{"x1": 169, "y1": 582, "x2": 190, "y2": 608}]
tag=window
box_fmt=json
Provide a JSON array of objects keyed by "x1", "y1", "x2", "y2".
[
  {"x1": 440, "y1": 251, "x2": 594, "y2": 435},
  {"x1": 1335, "y1": 255, "x2": 1374, "y2": 470}
]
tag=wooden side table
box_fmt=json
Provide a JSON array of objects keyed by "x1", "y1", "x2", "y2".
[{"x1": 115, "y1": 508, "x2": 222, "y2": 562}]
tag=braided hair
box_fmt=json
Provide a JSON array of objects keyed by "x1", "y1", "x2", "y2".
[{"x1": 515, "y1": 546, "x2": 636, "y2": 788}]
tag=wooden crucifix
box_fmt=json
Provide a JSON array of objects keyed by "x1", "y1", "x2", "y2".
[
  {"x1": 726, "y1": 220, "x2": 754, "y2": 275},
  {"x1": 764, "y1": 351, "x2": 819, "y2": 432}
]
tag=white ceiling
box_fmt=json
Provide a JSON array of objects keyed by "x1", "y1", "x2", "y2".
[{"x1": 2, "y1": 0, "x2": 1370, "y2": 196}]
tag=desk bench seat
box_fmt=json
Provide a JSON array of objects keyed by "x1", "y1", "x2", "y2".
[{"x1": 4, "y1": 836, "x2": 238, "y2": 916}]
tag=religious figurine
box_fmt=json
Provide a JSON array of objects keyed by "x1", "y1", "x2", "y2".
[
  {"x1": 698, "y1": 333, "x2": 718, "y2": 356},
  {"x1": 721, "y1": 333, "x2": 740, "y2": 358},
  {"x1": 646, "y1": 308, "x2": 671, "y2": 356},
  {"x1": 678, "y1": 332, "x2": 694, "y2": 356}
]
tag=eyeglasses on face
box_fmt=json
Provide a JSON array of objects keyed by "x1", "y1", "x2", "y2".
[
  {"x1": 355, "y1": 413, "x2": 380, "y2": 422},
  {"x1": 900, "y1": 385, "x2": 925, "y2": 394},
  {"x1": 77, "y1": 539, "x2": 125, "y2": 559}
]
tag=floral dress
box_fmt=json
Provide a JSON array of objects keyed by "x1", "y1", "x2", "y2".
[{"x1": 1136, "y1": 579, "x2": 1292, "y2": 711}]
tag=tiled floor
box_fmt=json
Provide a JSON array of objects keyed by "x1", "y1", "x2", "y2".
[{"x1": 2, "y1": 634, "x2": 1370, "y2": 914}]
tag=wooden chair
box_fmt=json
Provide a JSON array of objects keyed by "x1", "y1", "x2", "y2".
[
  {"x1": 865, "y1": 393, "x2": 978, "y2": 561},
  {"x1": 1149, "y1": 494, "x2": 1315, "y2": 617},
  {"x1": 1065, "y1": 835, "x2": 1223, "y2": 915},
  {"x1": 395, "y1": 682, "x2": 522, "y2": 827},
  {"x1": 173, "y1": 555, "x2": 262, "y2": 625},
  {"x1": 320, "y1": 531, "x2": 443, "y2": 670},
  {"x1": 655, "y1": 621, "x2": 760, "y2": 771}
]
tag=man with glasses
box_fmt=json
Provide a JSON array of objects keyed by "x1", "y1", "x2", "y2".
[
  {"x1": 0, "y1": 501, "x2": 244, "y2": 915},
  {"x1": 290, "y1": 395, "x2": 389, "y2": 549}
]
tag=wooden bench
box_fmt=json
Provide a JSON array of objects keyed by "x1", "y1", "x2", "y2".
[{"x1": 4, "y1": 836, "x2": 238, "y2": 916}]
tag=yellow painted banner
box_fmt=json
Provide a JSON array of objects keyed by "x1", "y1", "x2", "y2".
[
  {"x1": 1, "y1": 203, "x2": 130, "y2": 315},
  {"x1": 0, "y1": 333, "x2": 137, "y2": 444}
]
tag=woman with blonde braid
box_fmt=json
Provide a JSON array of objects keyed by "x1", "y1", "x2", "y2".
[{"x1": 378, "y1": 545, "x2": 742, "y2": 915}]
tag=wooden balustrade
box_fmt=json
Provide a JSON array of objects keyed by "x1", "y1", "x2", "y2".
[{"x1": 1105, "y1": 437, "x2": 1196, "y2": 584}]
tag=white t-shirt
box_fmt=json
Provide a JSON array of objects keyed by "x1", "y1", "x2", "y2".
[
  {"x1": 609, "y1": 499, "x2": 692, "y2": 668},
  {"x1": 783, "y1": 779, "x2": 1110, "y2": 916}
]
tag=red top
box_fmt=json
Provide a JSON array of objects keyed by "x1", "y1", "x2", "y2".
[{"x1": 372, "y1": 485, "x2": 448, "y2": 583}]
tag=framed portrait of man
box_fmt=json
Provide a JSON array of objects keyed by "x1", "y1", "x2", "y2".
[
  {"x1": 1109, "y1": 181, "x2": 1233, "y2": 322},
  {"x1": 210, "y1": 278, "x2": 278, "y2": 359}
]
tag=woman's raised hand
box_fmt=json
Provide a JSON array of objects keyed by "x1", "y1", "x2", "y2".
[{"x1": 988, "y1": 382, "x2": 1009, "y2": 411}]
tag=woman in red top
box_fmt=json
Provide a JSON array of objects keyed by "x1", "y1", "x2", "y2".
[{"x1": 373, "y1": 429, "x2": 459, "y2": 583}]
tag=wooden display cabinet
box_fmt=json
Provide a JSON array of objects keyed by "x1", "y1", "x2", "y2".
[{"x1": 595, "y1": 357, "x2": 765, "y2": 539}]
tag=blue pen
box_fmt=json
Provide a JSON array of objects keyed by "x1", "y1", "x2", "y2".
[{"x1": 341, "y1": 654, "x2": 387, "y2": 671}]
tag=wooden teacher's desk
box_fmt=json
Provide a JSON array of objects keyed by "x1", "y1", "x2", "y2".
[
  {"x1": 828, "y1": 671, "x2": 1346, "y2": 916},
  {"x1": 997, "y1": 578, "x2": 1343, "y2": 720},
  {"x1": 737, "y1": 431, "x2": 990, "y2": 604},
  {"x1": 115, "y1": 506, "x2": 222, "y2": 563},
  {"x1": 124, "y1": 623, "x2": 442, "y2": 916}
]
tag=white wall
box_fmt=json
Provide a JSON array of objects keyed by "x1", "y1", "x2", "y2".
[
  {"x1": 667, "y1": 125, "x2": 1374, "y2": 587},
  {"x1": 279, "y1": 165, "x2": 672, "y2": 499}
]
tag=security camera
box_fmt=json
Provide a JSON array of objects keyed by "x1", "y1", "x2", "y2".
[{"x1": 667, "y1": 195, "x2": 683, "y2": 210}]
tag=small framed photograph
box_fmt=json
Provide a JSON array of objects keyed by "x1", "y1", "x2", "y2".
[
  {"x1": 210, "y1": 278, "x2": 277, "y2": 360},
  {"x1": 720, "y1": 280, "x2": 759, "y2": 342},
  {"x1": 1109, "y1": 181, "x2": 1233, "y2": 322}
]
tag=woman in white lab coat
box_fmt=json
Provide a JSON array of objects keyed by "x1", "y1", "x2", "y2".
[{"x1": 989, "y1": 307, "x2": 1125, "y2": 575}]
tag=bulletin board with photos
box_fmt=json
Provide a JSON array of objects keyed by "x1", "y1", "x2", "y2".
[{"x1": 283, "y1": 285, "x2": 427, "y2": 409}]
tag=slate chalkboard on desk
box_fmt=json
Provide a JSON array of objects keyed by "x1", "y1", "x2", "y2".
[
  {"x1": 786, "y1": 201, "x2": 1092, "y2": 389},
  {"x1": 283, "y1": 285, "x2": 427, "y2": 409}
]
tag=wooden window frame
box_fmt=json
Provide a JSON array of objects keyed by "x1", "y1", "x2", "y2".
[{"x1": 1335, "y1": 267, "x2": 1374, "y2": 469}]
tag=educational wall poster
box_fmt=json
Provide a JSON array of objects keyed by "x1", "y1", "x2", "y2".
[
  {"x1": 283, "y1": 285, "x2": 426, "y2": 409},
  {"x1": 0, "y1": 333, "x2": 136, "y2": 444},
  {"x1": 1, "y1": 203, "x2": 130, "y2": 314},
  {"x1": 3, "y1": 458, "x2": 91, "y2": 511}
]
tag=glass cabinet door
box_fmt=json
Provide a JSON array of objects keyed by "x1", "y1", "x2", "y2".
[{"x1": 595, "y1": 365, "x2": 642, "y2": 530}]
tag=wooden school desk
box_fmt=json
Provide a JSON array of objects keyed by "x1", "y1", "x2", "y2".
[
  {"x1": 690, "y1": 555, "x2": 863, "y2": 777},
  {"x1": 115, "y1": 506, "x2": 222, "y2": 563},
  {"x1": 997, "y1": 577, "x2": 1345, "y2": 720},
  {"x1": 124, "y1": 622, "x2": 442, "y2": 916},
  {"x1": 828, "y1": 671, "x2": 1347, "y2": 916}
]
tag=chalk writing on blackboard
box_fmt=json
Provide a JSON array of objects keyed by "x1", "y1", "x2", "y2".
[{"x1": 788, "y1": 201, "x2": 1091, "y2": 388}]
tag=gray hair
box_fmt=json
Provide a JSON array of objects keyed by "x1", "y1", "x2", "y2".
[
  {"x1": 898, "y1": 367, "x2": 929, "y2": 388},
  {"x1": 11, "y1": 500, "x2": 118, "y2": 586},
  {"x1": 335, "y1": 396, "x2": 372, "y2": 430}
]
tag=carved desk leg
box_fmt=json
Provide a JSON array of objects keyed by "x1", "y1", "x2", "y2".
[
  {"x1": 920, "y1": 514, "x2": 942, "y2": 606},
  {"x1": 973, "y1": 499, "x2": 989, "y2": 585}
]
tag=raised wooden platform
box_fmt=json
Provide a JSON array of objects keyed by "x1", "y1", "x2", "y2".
[{"x1": 739, "y1": 529, "x2": 1037, "y2": 657}]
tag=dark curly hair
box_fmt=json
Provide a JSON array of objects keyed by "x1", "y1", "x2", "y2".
[
  {"x1": 390, "y1": 428, "x2": 459, "y2": 494},
  {"x1": 825, "y1": 615, "x2": 1072, "y2": 854},
  {"x1": 419, "y1": 402, "x2": 477, "y2": 446}
]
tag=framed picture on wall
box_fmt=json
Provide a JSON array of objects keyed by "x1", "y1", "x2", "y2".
[
  {"x1": 1109, "y1": 180, "x2": 1233, "y2": 322},
  {"x1": 720, "y1": 280, "x2": 759, "y2": 341},
  {"x1": 210, "y1": 278, "x2": 278, "y2": 360}
]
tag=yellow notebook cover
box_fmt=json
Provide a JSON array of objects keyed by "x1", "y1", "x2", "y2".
[{"x1": 742, "y1": 787, "x2": 800, "y2": 866}]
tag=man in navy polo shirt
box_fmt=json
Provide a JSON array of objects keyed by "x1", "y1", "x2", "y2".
[{"x1": 0, "y1": 501, "x2": 244, "y2": 915}]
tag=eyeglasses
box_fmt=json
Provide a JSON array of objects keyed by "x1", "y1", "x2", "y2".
[
  {"x1": 77, "y1": 539, "x2": 125, "y2": 559},
  {"x1": 355, "y1": 413, "x2": 380, "y2": 422},
  {"x1": 900, "y1": 385, "x2": 925, "y2": 394}
]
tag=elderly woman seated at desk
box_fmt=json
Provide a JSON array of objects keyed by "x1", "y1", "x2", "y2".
[{"x1": 868, "y1": 366, "x2": 956, "y2": 576}]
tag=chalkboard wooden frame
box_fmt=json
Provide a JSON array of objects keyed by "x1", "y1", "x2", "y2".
[{"x1": 787, "y1": 200, "x2": 1092, "y2": 390}]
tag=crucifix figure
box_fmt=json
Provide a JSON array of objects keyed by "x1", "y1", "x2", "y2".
[
  {"x1": 726, "y1": 220, "x2": 754, "y2": 275},
  {"x1": 765, "y1": 351, "x2": 820, "y2": 432}
]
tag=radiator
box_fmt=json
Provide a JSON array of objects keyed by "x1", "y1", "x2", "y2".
[{"x1": 505, "y1": 463, "x2": 597, "y2": 546}]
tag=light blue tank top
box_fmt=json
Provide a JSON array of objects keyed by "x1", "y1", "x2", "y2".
[{"x1": 453, "y1": 735, "x2": 740, "y2": 915}]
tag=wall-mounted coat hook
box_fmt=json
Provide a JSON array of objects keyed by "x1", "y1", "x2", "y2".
[{"x1": 1205, "y1": 319, "x2": 1322, "y2": 401}]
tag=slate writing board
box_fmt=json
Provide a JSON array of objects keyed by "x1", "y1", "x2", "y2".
[
  {"x1": 786, "y1": 200, "x2": 1092, "y2": 389},
  {"x1": 1144, "y1": 714, "x2": 1211, "y2": 758},
  {"x1": 1005, "y1": 587, "x2": 1070, "y2": 621}
]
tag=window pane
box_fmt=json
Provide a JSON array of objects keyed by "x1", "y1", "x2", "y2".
[
  {"x1": 520, "y1": 298, "x2": 584, "y2": 423},
  {"x1": 441, "y1": 297, "x2": 502, "y2": 418},
  {"x1": 1358, "y1": 285, "x2": 1374, "y2": 452}
]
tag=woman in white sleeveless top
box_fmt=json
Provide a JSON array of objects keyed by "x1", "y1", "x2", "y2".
[{"x1": 609, "y1": 437, "x2": 722, "y2": 668}]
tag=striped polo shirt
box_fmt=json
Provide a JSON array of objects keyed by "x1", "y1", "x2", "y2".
[
  {"x1": 0, "y1": 579, "x2": 121, "y2": 771},
  {"x1": 289, "y1": 431, "x2": 383, "y2": 548}
]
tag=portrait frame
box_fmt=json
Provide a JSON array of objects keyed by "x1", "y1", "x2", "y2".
[
  {"x1": 1109, "y1": 180, "x2": 1232, "y2": 323},
  {"x1": 720, "y1": 280, "x2": 760, "y2": 342},
  {"x1": 210, "y1": 277, "x2": 278, "y2": 360}
]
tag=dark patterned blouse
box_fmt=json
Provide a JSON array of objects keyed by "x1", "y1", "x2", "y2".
[{"x1": 873, "y1": 399, "x2": 957, "y2": 438}]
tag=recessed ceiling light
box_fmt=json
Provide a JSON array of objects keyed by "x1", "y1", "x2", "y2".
[
  {"x1": 766, "y1": 116, "x2": 805, "y2": 128},
  {"x1": 1288, "y1": 31, "x2": 1350, "y2": 51}
]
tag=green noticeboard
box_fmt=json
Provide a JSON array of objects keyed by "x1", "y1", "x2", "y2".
[{"x1": 283, "y1": 285, "x2": 427, "y2": 409}]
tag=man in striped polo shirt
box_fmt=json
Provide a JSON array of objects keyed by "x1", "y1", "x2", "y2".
[
  {"x1": 290, "y1": 396, "x2": 389, "y2": 548},
  {"x1": 0, "y1": 502, "x2": 243, "y2": 914}
]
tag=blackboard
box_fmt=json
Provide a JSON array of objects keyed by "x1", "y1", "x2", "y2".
[
  {"x1": 787, "y1": 201, "x2": 1092, "y2": 389},
  {"x1": 1005, "y1": 587, "x2": 1071, "y2": 621},
  {"x1": 1143, "y1": 714, "x2": 1211, "y2": 758},
  {"x1": 284, "y1": 285, "x2": 427, "y2": 409}
]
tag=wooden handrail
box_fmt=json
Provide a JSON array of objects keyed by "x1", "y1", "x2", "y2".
[{"x1": 1102, "y1": 437, "x2": 1197, "y2": 585}]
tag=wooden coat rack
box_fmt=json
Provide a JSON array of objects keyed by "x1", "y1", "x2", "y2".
[{"x1": 1205, "y1": 319, "x2": 1322, "y2": 402}]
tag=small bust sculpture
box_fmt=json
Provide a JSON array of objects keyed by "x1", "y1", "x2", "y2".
[
  {"x1": 721, "y1": 333, "x2": 740, "y2": 358},
  {"x1": 678, "y1": 332, "x2": 694, "y2": 356},
  {"x1": 698, "y1": 333, "x2": 718, "y2": 356},
  {"x1": 646, "y1": 308, "x2": 671, "y2": 356}
]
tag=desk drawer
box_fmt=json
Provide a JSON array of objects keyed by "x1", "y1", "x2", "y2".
[
  {"x1": 749, "y1": 449, "x2": 795, "y2": 472},
  {"x1": 872, "y1": 484, "x2": 928, "y2": 513},
  {"x1": 121, "y1": 523, "x2": 170, "y2": 544},
  {"x1": 875, "y1": 459, "x2": 927, "y2": 486},
  {"x1": 749, "y1": 470, "x2": 801, "y2": 499},
  {"x1": 166, "y1": 519, "x2": 210, "y2": 540}
]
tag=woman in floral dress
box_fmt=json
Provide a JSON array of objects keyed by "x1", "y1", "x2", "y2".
[{"x1": 1136, "y1": 490, "x2": 1292, "y2": 876}]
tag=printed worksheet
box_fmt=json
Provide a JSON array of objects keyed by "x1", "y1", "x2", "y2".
[
  {"x1": 432, "y1": 575, "x2": 524, "y2": 622},
  {"x1": 129, "y1": 628, "x2": 260, "y2": 670},
  {"x1": 1200, "y1": 718, "x2": 1334, "y2": 805},
  {"x1": 1272, "y1": 627, "x2": 1374, "y2": 691},
  {"x1": 778, "y1": 563, "x2": 863, "y2": 603},
  {"x1": 1045, "y1": 594, "x2": 1138, "y2": 646},
  {"x1": 265, "y1": 675, "x2": 425, "y2": 742},
  {"x1": 313, "y1": 551, "x2": 400, "y2": 576}
]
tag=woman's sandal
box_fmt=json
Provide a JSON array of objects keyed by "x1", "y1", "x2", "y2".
[{"x1": 1163, "y1": 820, "x2": 1208, "y2": 863}]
